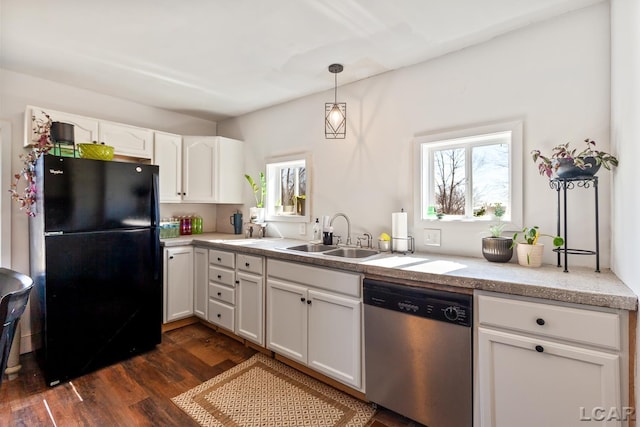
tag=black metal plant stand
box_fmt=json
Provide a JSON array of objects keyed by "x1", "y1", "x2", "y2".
[{"x1": 549, "y1": 177, "x2": 600, "y2": 273}]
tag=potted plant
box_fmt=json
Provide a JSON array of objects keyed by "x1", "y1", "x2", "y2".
[
  {"x1": 9, "y1": 111, "x2": 54, "y2": 216},
  {"x1": 531, "y1": 138, "x2": 619, "y2": 178},
  {"x1": 511, "y1": 226, "x2": 564, "y2": 267},
  {"x1": 481, "y1": 203, "x2": 513, "y2": 263},
  {"x1": 245, "y1": 172, "x2": 266, "y2": 223}
]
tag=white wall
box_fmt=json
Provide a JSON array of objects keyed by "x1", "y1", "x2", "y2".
[
  {"x1": 0, "y1": 69, "x2": 218, "y2": 352},
  {"x1": 220, "y1": 3, "x2": 612, "y2": 267},
  {"x1": 611, "y1": 0, "x2": 640, "y2": 408}
]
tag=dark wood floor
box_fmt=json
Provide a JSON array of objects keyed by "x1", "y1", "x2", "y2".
[{"x1": 0, "y1": 323, "x2": 421, "y2": 426}]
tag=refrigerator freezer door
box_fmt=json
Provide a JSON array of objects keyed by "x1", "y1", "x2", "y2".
[
  {"x1": 41, "y1": 228, "x2": 161, "y2": 386},
  {"x1": 39, "y1": 156, "x2": 159, "y2": 233}
]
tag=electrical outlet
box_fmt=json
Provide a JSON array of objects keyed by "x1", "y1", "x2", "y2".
[
  {"x1": 424, "y1": 228, "x2": 441, "y2": 246},
  {"x1": 299, "y1": 223, "x2": 306, "y2": 235}
]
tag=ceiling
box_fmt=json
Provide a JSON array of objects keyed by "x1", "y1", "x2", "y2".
[{"x1": 1, "y1": 0, "x2": 602, "y2": 121}]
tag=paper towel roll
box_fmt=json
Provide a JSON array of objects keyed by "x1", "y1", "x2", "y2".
[{"x1": 392, "y1": 211, "x2": 408, "y2": 252}]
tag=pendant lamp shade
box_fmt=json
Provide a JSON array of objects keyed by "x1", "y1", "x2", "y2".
[{"x1": 325, "y1": 64, "x2": 346, "y2": 139}]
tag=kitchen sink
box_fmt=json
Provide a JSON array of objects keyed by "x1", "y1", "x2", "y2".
[
  {"x1": 323, "y1": 248, "x2": 379, "y2": 258},
  {"x1": 286, "y1": 243, "x2": 338, "y2": 252}
]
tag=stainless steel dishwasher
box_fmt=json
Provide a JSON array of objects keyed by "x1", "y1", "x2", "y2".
[{"x1": 364, "y1": 278, "x2": 472, "y2": 427}]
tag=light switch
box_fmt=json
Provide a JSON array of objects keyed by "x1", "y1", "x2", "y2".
[{"x1": 424, "y1": 228, "x2": 441, "y2": 246}]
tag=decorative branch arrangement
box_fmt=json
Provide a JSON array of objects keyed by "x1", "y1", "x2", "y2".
[{"x1": 9, "y1": 111, "x2": 53, "y2": 216}]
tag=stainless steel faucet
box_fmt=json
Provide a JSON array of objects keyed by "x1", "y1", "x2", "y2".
[
  {"x1": 357, "y1": 232, "x2": 373, "y2": 249},
  {"x1": 330, "y1": 213, "x2": 352, "y2": 246}
]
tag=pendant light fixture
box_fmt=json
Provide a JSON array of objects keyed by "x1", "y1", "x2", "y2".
[{"x1": 325, "y1": 63, "x2": 346, "y2": 139}]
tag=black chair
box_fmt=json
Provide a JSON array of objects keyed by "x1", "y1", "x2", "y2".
[{"x1": 0, "y1": 268, "x2": 33, "y2": 385}]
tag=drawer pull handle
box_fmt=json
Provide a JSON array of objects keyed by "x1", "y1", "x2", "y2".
[
  {"x1": 245, "y1": 262, "x2": 250, "y2": 267},
  {"x1": 300, "y1": 297, "x2": 306, "y2": 303},
  {"x1": 217, "y1": 257, "x2": 222, "y2": 262},
  {"x1": 535, "y1": 345, "x2": 544, "y2": 353},
  {"x1": 536, "y1": 318, "x2": 545, "y2": 326},
  {"x1": 169, "y1": 256, "x2": 174, "y2": 259},
  {"x1": 217, "y1": 292, "x2": 221, "y2": 296},
  {"x1": 217, "y1": 274, "x2": 222, "y2": 279}
]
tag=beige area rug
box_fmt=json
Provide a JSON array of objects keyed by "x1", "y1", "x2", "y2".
[{"x1": 172, "y1": 352, "x2": 375, "y2": 427}]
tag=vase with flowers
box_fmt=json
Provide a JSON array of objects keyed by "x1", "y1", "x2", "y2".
[{"x1": 8, "y1": 111, "x2": 53, "y2": 216}]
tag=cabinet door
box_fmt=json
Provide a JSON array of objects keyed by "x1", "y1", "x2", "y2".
[
  {"x1": 164, "y1": 246, "x2": 194, "y2": 323},
  {"x1": 26, "y1": 106, "x2": 98, "y2": 147},
  {"x1": 193, "y1": 247, "x2": 208, "y2": 319},
  {"x1": 236, "y1": 271, "x2": 264, "y2": 345},
  {"x1": 215, "y1": 137, "x2": 244, "y2": 203},
  {"x1": 154, "y1": 131, "x2": 183, "y2": 202},
  {"x1": 307, "y1": 289, "x2": 361, "y2": 388},
  {"x1": 266, "y1": 278, "x2": 307, "y2": 363},
  {"x1": 478, "y1": 327, "x2": 621, "y2": 427},
  {"x1": 99, "y1": 121, "x2": 153, "y2": 159},
  {"x1": 182, "y1": 136, "x2": 216, "y2": 202}
]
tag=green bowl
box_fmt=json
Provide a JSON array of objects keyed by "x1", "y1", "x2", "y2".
[{"x1": 78, "y1": 143, "x2": 114, "y2": 161}]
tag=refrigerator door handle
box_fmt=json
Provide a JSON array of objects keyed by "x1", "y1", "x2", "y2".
[{"x1": 151, "y1": 172, "x2": 160, "y2": 227}]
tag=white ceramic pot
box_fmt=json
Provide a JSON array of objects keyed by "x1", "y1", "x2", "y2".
[
  {"x1": 249, "y1": 207, "x2": 265, "y2": 223},
  {"x1": 516, "y1": 243, "x2": 544, "y2": 267}
]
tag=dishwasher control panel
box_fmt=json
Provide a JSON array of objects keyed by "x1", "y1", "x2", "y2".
[{"x1": 363, "y1": 279, "x2": 472, "y2": 327}]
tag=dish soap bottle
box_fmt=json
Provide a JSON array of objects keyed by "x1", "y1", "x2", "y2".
[{"x1": 312, "y1": 218, "x2": 321, "y2": 242}]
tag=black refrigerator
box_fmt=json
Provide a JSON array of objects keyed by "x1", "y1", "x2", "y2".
[{"x1": 29, "y1": 155, "x2": 162, "y2": 386}]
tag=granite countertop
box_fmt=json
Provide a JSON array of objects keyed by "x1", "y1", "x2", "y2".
[{"x1": 162, "y1": 233, "x2": 638, "y2": 311}]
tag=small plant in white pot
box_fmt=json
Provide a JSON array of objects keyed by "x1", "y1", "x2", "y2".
[
  {"x1": 245, "y1": 172, "x2": 266, "y2": 223},
  {"x1": 511, "y1": 226, "x2": 564, "y2": 267},
  {"x1": 481, "y1": 203, "x2": 513, "y2": 263}
]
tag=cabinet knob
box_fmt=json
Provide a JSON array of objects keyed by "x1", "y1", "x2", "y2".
[
  {"x1": 536, "y1": 318, "x2": 545, "y2": 326},
  {"x1": 217, "y1": 313, "x2": 221, "y2": 318},
  {"x1": 535, "y1": 345, "x2": 544, "y2": 353},
  {"x1": 300, "y1": 297, "x2": 306, "y2": 303},
  {"x1": 307, "y1": 300, "x2": 312, "y2": 305},
  {"x1": 169, "y1": 256, "x2": 174, "y2": 259},
  {"x1": 245, "y1": 262, "x2": 250, "y2": 267},
  {"x1": 217, "y1": 257, "x2": 222, "y2": 262},
  {"x1": 217, "y1": 292, "x2": 221, "y2": 296},
  {"x1": 235, "y1": 280, "x2": 239, "y2": 284},
  {"x1": 217, "y1": 275, "x2": 222, "y2": 279}
]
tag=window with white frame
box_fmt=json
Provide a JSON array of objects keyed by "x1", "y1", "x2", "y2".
[
  {"x1": 414, "y1": 120, "x2": 522, "y2": 228},
  {"x1": 265, "y1": 154, "x2": 310, "y2": 223}
]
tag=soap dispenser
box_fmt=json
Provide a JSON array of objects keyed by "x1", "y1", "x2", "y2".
[{"x1": 312, "y1": 218, "x2": 321, "y2": 242}]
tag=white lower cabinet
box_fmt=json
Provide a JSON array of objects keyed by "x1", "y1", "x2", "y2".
[
  {"x1": 208, "y1": 249, "x2": 236, "y2": 331},
  {"x1": 476, "y1": 292, "x2": 627, "y2": 427},
  {"x1": 236, "y1": 254, "x2": 265, "y2": 345},
  {"x1": 163, "y1": 246, "x2": 194, "y2": 323},
  {"x1": 266, "y1": 259, "x2": 362, "y2": 389},
  {"x1": 193, "y1": 247, "x2": 208, "y2": 319}
]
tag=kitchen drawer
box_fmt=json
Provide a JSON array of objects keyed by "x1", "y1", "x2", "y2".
[
  {"x1": 477, "y1": 294, "x2": 621, "y2": 350},
  {"x1": 208, "y1": 299, "x2": 235, "y2": 331},
  {"x1": 267, "y1": 259, "x2": 361, "y2": 298},
  {"x1": 209, "y1": 249, "x2": 235, "y2": 269},
  {"x1": 237, "y1": 254, "x2": 263, "y2": 275},
  {"x1": 209, "y1": 283, "x2": 235, "y2": 305},
  {"x1": 209, "y1": 266, "x2": 235, "y2": 287}
]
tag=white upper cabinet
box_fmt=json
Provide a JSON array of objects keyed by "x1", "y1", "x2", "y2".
[
  {"x1": 25, "y1": 105, "x2": 153, "y2": 159},
  {"x1": 25, "y1": 106, "x2": 98, "y2": 147},
  {"x1": 154, "y1": 131, "x2": 183, "y2": 202},
  {"x1": 182, "y1": 136, "x2": 244, "y2": 204},
  {"x1": 99, "y1": 121, "x2": 153, "y2": 159}
]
